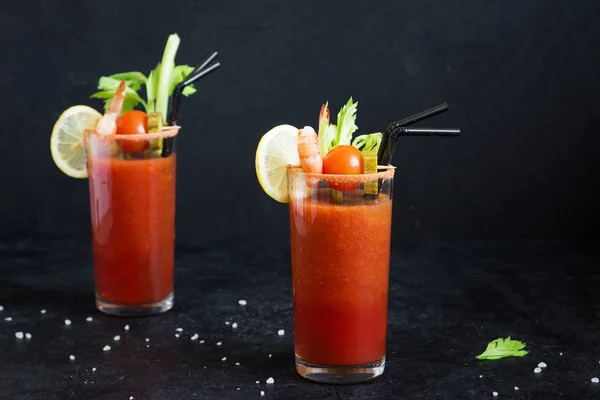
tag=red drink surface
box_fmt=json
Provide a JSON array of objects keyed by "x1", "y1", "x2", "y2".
[
  {"x1": 88, "y1": 154, "x2": 176, "y2": 305},
  {"x1": 290, "y1": 189, "x2": 392, "y2": 366}
]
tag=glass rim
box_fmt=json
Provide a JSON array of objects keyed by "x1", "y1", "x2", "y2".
[
  {"x1": 287, "y1": 165, "x2": 395, "y2": 183},
  {"x1": 84, "y1": 125, "x2": 180, "y2": 142}
]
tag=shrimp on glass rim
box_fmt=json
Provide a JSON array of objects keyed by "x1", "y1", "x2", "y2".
[
  {"x1": 95, "y1": 80, "x2": 127, "y2": 136},
  {"x1": 297, "y1": 126, "x2": 322, "y2": 173}
]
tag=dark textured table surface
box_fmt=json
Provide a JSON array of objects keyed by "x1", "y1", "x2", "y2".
[{"x1": 0, "y1": 238, "x2": 599, "y2": 400}]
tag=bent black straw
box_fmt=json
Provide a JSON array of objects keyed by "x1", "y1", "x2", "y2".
[{"x1": 379, "y1": 127, "x2": 460, "y2": 165}]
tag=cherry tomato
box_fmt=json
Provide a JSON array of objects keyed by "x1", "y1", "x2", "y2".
[
  {"x1": 116, "y1": 110, "x2": 149, "y2": 154},
  {"x1": 322, "y1": 145, "x2": 364, "y2": 191}
]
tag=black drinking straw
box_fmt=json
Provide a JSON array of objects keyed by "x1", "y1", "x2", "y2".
[
  {"x1": 161, "y1": 51, "x2": 221, "y2": 157},
  {"x1": 377, "y1": 103, "x2": 449, "y2": 164},
  {"x1": 379, "y1": 127, "x2": 461, "y2": 165}
]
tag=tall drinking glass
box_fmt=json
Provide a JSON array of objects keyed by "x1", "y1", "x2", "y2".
[
  {"x1": 84, "y1": 128, "x2": 179, "y2": 316},
  {"x1": 287, "y1": 166, "x2": 395, "y2": 383}
]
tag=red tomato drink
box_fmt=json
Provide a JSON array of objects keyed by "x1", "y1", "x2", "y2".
[
  {"x1": 288, "y1": 166, "x2": 395, "y2": 383},
  {"x1": 86, "y1": 128, "x2": 178, "y2": 315}
]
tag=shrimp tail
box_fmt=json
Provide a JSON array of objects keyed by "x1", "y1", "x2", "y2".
[
  {"x1": 95, "y1": 80, "x2": 127, "y2": 136},
  {"x1": 107, "y1": 80, "x2": 127, "y2": 114},
  {"x1": 297, "y1": 126, "x2": 323, "y2": 173}
]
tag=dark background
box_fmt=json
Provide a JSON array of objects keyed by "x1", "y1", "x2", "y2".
[{"x1": 2, "y1": 0, "x2": 599, "y2": 242}]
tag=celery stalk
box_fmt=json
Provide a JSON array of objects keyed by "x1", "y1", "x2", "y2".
[{"x1": 155, "y1": 34, "x2": 181, "y2": 120}]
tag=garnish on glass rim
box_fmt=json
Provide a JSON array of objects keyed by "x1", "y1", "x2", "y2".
[{"x1": 476, "y1": 337, "x2": 529, "y2": 360}]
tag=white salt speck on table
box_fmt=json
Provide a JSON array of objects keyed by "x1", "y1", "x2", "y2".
[
  {"x1": 260, "y1": 391, "x2": 265, "y2": 396},
  {"x1": 103, "y1": 345, "x2": 111, "y2": 351},
  {"x1": 538, "y1": 362, "x2": 547, "y2": 368},
  {"x1": 592, "y1": 377, "x2": 600, "y2": 383},
  {"x1": 25, "y1": 333, "x2": 31, "y2": 339},
  {"x1": 199, "y1": 340, "x2": 205, "y2": 344},
  {"x1": 130, "y1": 397, "x2": 134, "y2": 400},
  {"x1": 15, "y1": 332, "x2": 24, "y2": 339},
  {"x1": 236, "y1": 388, "x2": 240, "y2": 391},
  {"x1": 86, "y1": 317, "x2": 93, "y2": 322},
  {"x1": 191, "y1": 334, "x2": 199, "y2": 340},
  {"x1": 124, "y1": 325, "x2": 130, "y2": 331},
  {"x1": 514, "y1": 386, "x2": 519, "y2": 391},
  {"x1": 479, "y1": 375, "x2": 483, "y2": 378},
  {"x1": 232, "y1": 323, "x2": 238, "y2": 329},
  {"x1": 277, "y1": 329, "x2": 285, "y2": 336},
  {"x1": 268, "y1": 354, "x2": 272, "y2": 358},
  {"x1": 221, "y1": 357, "x2": 227, "y2": 361},
  {"x1": 41, "y1": 309, "x2": 46, "y2": 314},
  {"x1": 534, "y1": 367, "x2": 542, "y2": 373},
  {"x1": 235, "y1": 362, "x2": 240, "y2": 366},
  {"x1": 145, "y1": 338, "x2": 150, "y2": 342},
  {"x1": 175, "y1": 334, "x2": 180, "y2": 338},
  {"x1": 560, "y1": 352, "x2": 563, "y2": 356},
  {"x1": 238, "y1": 299, "x2": 247, "y2": 306},
  {"x1": 266, "y1": 377, "x2": 274, "y2": 384},
  {"x1": 113, "y1": 335, "x2": 120, "y2": 341},
  {"x1": 255, "y1": 381, "x2": 259, "y2": 384},
  {"x1": 69, "y1": 355, "x2": 75, "y2": 360},
  {"x1": 64, "y1": 319, "x2": 72, "y2": 326},
  {"x1": 92, "y1": 367, "x2": 96, "y2": 372},
  {"x1": 176, "y1": 328, "x2": 183, "y2": 332},
  {"x1": 4, "y1": 317, "x2": 12, "y2": 321},
  {"x1": 0, "y1": 305, "x2": 4, "y2": 311},
  {"x1": 492, "y1": 391, "x2": 498, "y2": 397},
  {"x1": 217, "y1": 341, "x2": 222, "y2": 346},
  {"x1": 225, "y1": 321, "x2": 230, "y2": 325}
]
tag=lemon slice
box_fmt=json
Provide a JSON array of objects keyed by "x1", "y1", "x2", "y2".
[
  {"x1": 50, "y1": 105, "x2": 102, "y2": 178},
  {"x1": 255, "y1": 124, "x2": 300, "y2": 203}
]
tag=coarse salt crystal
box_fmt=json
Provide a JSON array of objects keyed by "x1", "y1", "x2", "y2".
[
  {"x1": 592, "y1": 377, "x2": 599, "y2": 383},
  {"x1": 15, "y1": 332, "x2": 23, "y2": 339},
  {"x1": 255, "y1": 381, "x2": 259, "y2": 384},
  {"x1": 175, "y1": 334, "x2": 180, "y2": 338},
  {"x1": 5, "y1": 317, "x2": 12, "y2": 321},
  {"x1": 217, "y1": 341, "x2": 222, "y2": 346},
  {"x1": 69, "y1": 355, "x2": 75, "y2": 360},
  {"x1": 92, "y1": 367, "x2": 96, "y2": 372},
  {"x1": 225, "y1": 321, "x2": 230, "y2": 325},
  {"x1": 232, "y1": 323, "x2": 238, "y2": 329},
  {"x1": 479, "y1": 375, "x2": 483, "y2": 378},
  {"x1": 86, "y1": 317, "x2": 93, "y2": 322},
  {"x1": 113, "y1": 335, "x2": 120, "y2": 341},
  {"x1": 260, "y1": 391, "x2": 265, "y2": 396},
  {"x1": 538, "y1": 362, "x2": 547, "y2": 368},
  {"x1": 41, "y1": 309, "x2": 46, "y2": 314},
  {"x1": 176, "y1": 328, "x2": 183, "y2": 332},
  {"x1": 191, "y1": 334, "x2": 199, "y2": 340},
  {"x1": 277, "y1": 329, "x2": 285, "y2": 336},
  {"x1": 145, "y1": 338, "x2": 150, "y2": 342},
  {"x1": 514, "y1": 386, "x2": 519, "y2": 391},
  {"x1": 492, "y1": 392, "x2": 498, "y2": 397},
  {"x1": 534, "y1": 367, "x2": 542, "y2": 373},
  {"x1": 103, "y1": 345, "x2": 111, "y2": 351},
  {"x1": 268, "y1": 354, "x2": 272, "y2": 358},
  {"x1": 199, "y1": 340, "x2": 205, "y2": 344},
  {"x1": 266, "y1": 377, "x2": 274, "y2": 384},
  {"x1": 560, "y1": 352, "x2": 563, "y2": 356},
  {"x1": 237, "y1": 388, "x2": 240, "y2": 390},
  {"x1": 221, "y1": 357, "x2": 227, "y2": 361},
  {"x1": 0, "y1": 305, "x2": 3, "y2": 311},
  {"x1": 124, "y1": 325, "x2": 129, "y2": 330},
  {"x1": 235, "y1": 362, "x2": 240, "y2": 366},
  {"x1": 64, "y1": 319, "x2": 72, "y2": 325},
  {"x1": 238, "y1": 299, "x2": 247, "y2": 306},
  {"x1": 25, "y1": 333, "x2": 31, "y2": 339},
  {"x1": 130, "y1": 397, "x2": 134, "y2": 400}
]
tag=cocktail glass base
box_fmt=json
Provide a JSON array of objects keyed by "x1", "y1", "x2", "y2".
[
  {"x1": 96, "y1": 292, "x2": 174, "y2": 316},
  {"x1": 295, "y1": 355, "x2": 385, "y2": 384}
]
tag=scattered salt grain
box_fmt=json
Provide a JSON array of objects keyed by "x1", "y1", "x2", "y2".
[
  {"x1": 86, "y1": 317, "x2": 93, "y2": 322},
  {"x1": 103, "y1": 345, "x2": 111, "y2": 351},
  {"x1": 113, "y1": 335, "x2": 120, "y2": 341},
  {"x1": 4, "y1": 317, "x2": 12, "y2": 321},
  {"x1": 268, "y1": 354, "x2": 272, "y2": 358},
  {"x1": 238, "y1": 299, "x2": 247, "y2": 306},
  {"x1": 25, "y1": 333, "x2": 31, "y2": 339},
  {"x1": 176, "y1": 328, "x2": 183, "y2": 332},
  {"x1": 199, "y1": 340, "x2": 205, "y2": 344},
  {"x1": 237, "y1": 388, "x2": 240, "y2": 391},
  {"x1": 217, "y1": 341, "x2": 222, "y2": 346},
  {"x1": 92, "y1": 367, "x2": 96, "y2": 372},
  {"x1": 124, "y1": 325, "x2": 130, "y2": 331},
  {"x1": 277, "y1": 329, "x2": 285, "y2": 336},
  {"x1": 492, "y1": 391, "x2": 498, "y2": 397},
  {"x1": 256, "y1": 381, "x2": 259, "y2": 384},
  {"x1": 538, "y1": 362, "x2": 547, "y2": 368},
  {"x1": 235, "y1": 362, "x2": 240, "y2": 366},
  {"x1": 534, "y1": 367, "x2": 542, "y2": 373},
  {"x1": 69, "y1": 355, "x2": 75, "y2": 360},
  {"x1": 225, "y1": 321, "x2": 230, "y2": 325},
  {"x1": 559, "y1": 352, "x2": 563, "y2": 356},
  {"x1": 221, "y1": 357, "x2": 227, "y2": 361},
  {"x1": 146, "y1": 345, "x2": 149, "y2": 348},
  {"x1": 260, "y1": 391, "x2": 265, "y2": 396},
  {"x1": 266, "y1": 377, "x2": 274, "y2": 384},
  {"x1": 64, "y1": 319, "x2": 72, "y2": 326},
  {"x1": 232, "y1": 323, "x2": 238, "y2": 329},
  {"x1": 130, "y1": 397, "x2": 134, "y2": 400},
  {"x1": 15, "y1": 332, "x2": 23, "y2": 339},
  {"x1": 41, "y1": 309, "x2": 46, "y2": 314},
  {"x1": 479, "y1": 375, "x2": 483, "y2": 378},
  {"x1": 0, "y1": 305, "x2": 3, "y2": 311},
  {"x1": 191, "y1": 334, "x2": 199, "y2": 340},
  {"x1": 145, "y1": 338, "x2": 150, "y2": 342},
  {"x1": 592, "y1": 377, "x2": 599, "y2": 383},
  {"x1": 175, "y1": 334, "x2": 180, "y2": 338},
  {"x1": 514, "y1": 386, "x2": 519, "y2": 391}
]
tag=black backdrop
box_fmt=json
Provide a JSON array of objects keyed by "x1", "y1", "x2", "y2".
[{"x1": 2, "y1": 0, "x2": 599, "y2": 242}]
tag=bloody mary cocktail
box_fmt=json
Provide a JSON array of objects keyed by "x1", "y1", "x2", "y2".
[
  {"x1": 288, "y1": 166, "x2": 394, "y2": 383},
  {"x1": 86, "y1": 128, "x2": 178, "y2": 316}
]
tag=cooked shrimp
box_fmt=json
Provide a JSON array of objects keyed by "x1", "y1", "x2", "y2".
[
  {"x1": 297, "y1": 126, "x2": 322, "y2": 173},
  {"x1": 96, "y1": 80, "x2": 127, "y2": 136}
]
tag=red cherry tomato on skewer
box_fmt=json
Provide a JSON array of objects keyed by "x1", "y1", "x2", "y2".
[
  {"x1": 322, "y1": 145, "x2": 364, "y2": 192},
  {"x1": 116, "y1": 110, "x2": 149, "y2": 154}
]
